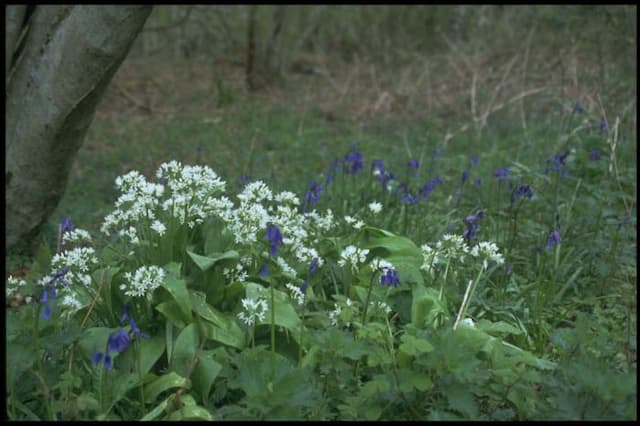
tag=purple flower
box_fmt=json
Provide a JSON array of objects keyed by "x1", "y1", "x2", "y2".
[
  {"x1": 546, "y1": 229, "x2": 561, "y2": 250},
  {"x1": 371, "y1": 159, "x2": 385, "y2": 176},
  {"x1": 264, "y1": 224, "x2": 283, "y2": 257},
  {"x1": 42, "y1": 305, "x2": 51, "y2": 320},
  {"x1": 590, "y1": 150, "x2": 601, "y2": 161},
  {"x1": 238, "y1": 175, "x2": 251, "y2": 189},
  {"x1": 407, "y1": 158, "x2": 420, "y2": 169},
  {"x1": 545, "y1": 151, "x2": 570, "y2": 175},
  {"x1": 108, "y1": 329, "x2": 131, "y2": 353},
  {"x1": 420, "y1": 176, "x2": 443, "y2": 200},
  {"x1": 304, "y1": 180, "x2": 323, "y2": 210},
  {"x1": 260, "y1": 264, "x2": 269, "y2": 277},
  {"x1": 103, "y1": 355, "x2": 112, "y2": 369},
  {"x1": 461, "y1": 169, "x2": 470, "y2": 184},
  {"x1": 343, "y1": 146, "x2": 364, "y2": 174},
  {"x1": 300, "y1": 280, "x2": 309, "y2": 295},
  {"x1": 463, "y1": 214, "x2": 482, "y2": 240},
  {"x1": 309, "y1": 258, "x2": 319, "y2": 275},
  {"x1": 493, "y1": 167, "x2": 510, "y2": 183},
  {"x1": 470, "y1": 155, "x2": 479, "y2": 168},
  {"x1": 514, "y1": 184, "x2": 533, "y2": 199},
  {"x1": 402, "y1": 192, "x2": 419, "y2": 205},
  {"x1": 91, "y1": 352, "x2": 104, "y2": 364},
  {"x1": 599, "y1": 119, "x2": 607, "y2": 132},
  {"x1": 60, "y1": 217, "x2": 74, "y2": 236},
  {"x1": 380, "y1": 268, "x2": 400, "y2": 287}
]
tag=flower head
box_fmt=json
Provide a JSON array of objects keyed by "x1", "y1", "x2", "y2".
[
  {"x1": 304, "y1": 180, "x2": 324, "y2": 210},
  {"x1": 379, "y1": 267, "x2": 400, "y2": 287},
  {"x1": 264, "y1": 224, "x2": 284, "y2": 257},
  {"x1": 493, "y1": 166, "x2": 510, "y2": 183},
  {"x1": 60, "y1": 216, "x2": 74, "y2": 236},
  {"x1": 121, "y1": 265, "x2": 165, "y2": 298},
  {"x1": 107, "y1": 329, "x2": 131, "y2": 353},
  {"x1": 590, "y1": 150, "x2": 602, "y2": 161},
  {"x1": 545, "y1": 151, "x2": 570, "y2": 175},
  {"x1": 546, "y1": 228, "x2": 561, "y2": 250},
  {"x1": 338, "y1": 245, "x2": 370, "y2": 273},
  {"x1": 343, "y1": 146, "x2": 364, "y2": 174},
  {"x1": 420, "y1": 177, "x2": 443, "y2": 200},
  {"x1": 514, "y1": 184, "x2": 533, "y2": 199},
  {"x1": 237, "y1": 297, "x2": 269, "y2": 326},
  {"x1": 368, "y1": 201, "x2": 382, "y2": 214}
]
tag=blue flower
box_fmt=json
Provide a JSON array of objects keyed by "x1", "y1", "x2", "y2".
[
  {"x1": 42, "y1": 305, "x2": 51, "y2": 320},
  {"x1": 546, "y1": 229, "x2": 561, "y2": 250},
  {"x1": 590, "y1": 150, "x2": 602, "y2": 161},
  {"x1": 60, "y1": 217, "x2": 74, "y2": 236},
  {"x1": 407, "y1": 158, "x2": 420, "y2": 169},
  {"x1": 300, "y1": 280, "x2": 309, "y2": 295},
  {"x1": 238, "y1": 174, "x2": 251, "y2": 189},
  {"x1": 91, "y1": 352, "x2": 112, "y2": 369},
  {"x1": 128, "y1": 316, "x2": 149, "y2": 339},
  {"x1": 493, "y1": 166, "x2": 510, "y2": 183},
  {"x1": 545, "y1": 151, "x2": 570, "y2": 175},
  {"x1": 402, "y1": 193, "x2": 419, "y2": 205},
  {"x1": 260, "y1": 264, "x2": 269, "y2": 277},
  {"x1": 463, "y1": 214, "x2": 482, "y2": 240},
  {"x1": 379, "y1": 268, "x2": 400, "y2": 287},
  {"x1": 461, "y1": 169, "x2": 469, "y2": 184},
  {"x1": 309, "y1": 258, "x2": 319, "y2": 275},
  {"x1": 470, "y1": 155, "x2": 479, "y2": 168},
  {"x1": 304, "y1": 180, "x2": 323, "y2": 211},
  {"x1": 343, "y1": 145, "x2": 364, "y2": 174},
  {"x1": 514, "y1": 184, "x2": 533, "y2": 199},
  {"x1": 265, "y1": 224, "x2": 283, "y2": 257},
  {"x1": 599, "y1": 119, "x2": 607, "y2": 132},
  {"x1": 474, "y1": 178, "x2": 482, "y2": 187},
  {"x1": 420, "y1": 176, "x2": 443, "y2": 200},
  {"x1": 326, "y1": 160, "x2": 339, "y2": 185},
  {"x1": 107, "y1": 329, "x2": 131, "y2": 353},
  {"x1": 371, "y1": 159, "x2": 385, "y2": 175}
]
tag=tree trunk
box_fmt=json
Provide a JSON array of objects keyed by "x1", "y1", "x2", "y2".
[{"x1": 5, "y1": 5, "x2": 152, "y2": 252}]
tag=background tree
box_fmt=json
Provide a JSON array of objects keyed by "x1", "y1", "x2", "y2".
[{"x1": 5, "y1": 5, "x2": 152, "y2": 252}]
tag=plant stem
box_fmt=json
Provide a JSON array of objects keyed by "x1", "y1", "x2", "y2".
[{"x1": 270, "y1": 282, "x2": 276, "y2": 381}]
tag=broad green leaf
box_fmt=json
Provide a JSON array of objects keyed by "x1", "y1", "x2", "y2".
[
  {"x1": 78, "y1": 327, "x2": 118, "y2": 360},
  {"x1": 445, "y1": 383, "x2": 478, "y2": 418},
  {"x1": 199, "y1": 320, "x2": 246, "y2": 350},
  {"x1": 475, "y1": 320, "x2": 523, "y2": 336},
  {"x1": 187, "y1": 250, "x2": 239, "y2": 271},
  {"x1": 138, "y1": 334, "x2": 166, "y2": 375},
  {"x1": 360, "y1": 374, "x2": 390, "y2": 398},
  {"x1": 192, "y1": 350, "x2": 223, "y2": 400},
  {"x1": 160, "y1": 263, "x2": 192, "y2": 322},
  {"x1": 141, "y1": 396, "x2": 169, "y2": 421},
  {"x1": 244, "y1": 282, "x2": 304, "y2": 340},
  {"x1": 155, "y1": 301, "x2": 187, "y2": 328},
  {"x1": 171, "y1": 324, "x2": 199, "y2": 377},
  {"x1": 166, "y1": 399, "x2": 213, "y2": 420},
  {"x1": 143, "y1": 372, "x2": 190, "y2": 402},
  {"x1": 396, "y1": 368, "x2": 432, "y2": 392}
]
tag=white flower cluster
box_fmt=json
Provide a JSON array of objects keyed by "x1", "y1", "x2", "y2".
[
  {"x1": 328, "y1": 297, "x2": 357, "y2": 327},
  {"x1": 420, "y1": 234, "x2": 504, "y2": 273},
  {"x1": 61, "y1": 228, "x2": 92, "y2": 246},
  {"x1": 101, "y1": 161, "x2": 227, "y2": 242},
  {"x1": 120, "y1": 265, "x2": 165, "y2": 298},
  {"x1": 237, "y1": 297, "x2": 269, "y2": 326},
  {"x1": 370, "y1": 300, "x2": 392, "y2": 316},
  {"x1": 285, "y1": 282, "x2": 305, "y2": 305},
  {"x1": 49, "y1": 247, "x2": 99, "y2": 288},
  {"x1": 338, "y1": 245, "x2": 370, "y2": 273},
  {"x1": 223, "y1": 263, "x2": 249, "y2": 283},
  {"x1": 470, "y1": 241, "x2": 504, "y2": 270},
  {"x1": 6, "y1": 275, "x2": 27, "y2": 298},
  {"x1": 370, "y1": 258, "x2": 395, "y2": 273},
  {"x1": 344, "y1": 215, "x2": 365, "y2": 230},
  {"x1": 368, "y1": 201, "x2": 382, "y2": 214}
]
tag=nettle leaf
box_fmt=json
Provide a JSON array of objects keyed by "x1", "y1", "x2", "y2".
[
  {"x1": 143, "y1": 371, "x2": 190, "y2": 402},
  {"x1": 399, "y1": 333, "x2": 435, "y2": 356},
  {"x1": 187, "y1": 249, "x2": 239, "y2": 272},
  {"x1": 161, "y1": 263, "x2": 193, "y2": 322},
  {"x1": 411, "y1": 283, "x2": 448, "y2": 328},
  {"x1": 396, "y1": 367, "x2": 432, "y2": 392},
  {"x1": 444, "y1": 383, "x2": 479, "y2": 418}
]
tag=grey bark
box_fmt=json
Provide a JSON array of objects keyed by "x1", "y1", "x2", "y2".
[{"x1": 5, "y1": 5, "x2": 152, "y2": 252}]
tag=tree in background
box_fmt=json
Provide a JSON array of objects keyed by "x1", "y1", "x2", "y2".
[{"x1": 5, "y1": 5, "x2": 152, "y2": 252}]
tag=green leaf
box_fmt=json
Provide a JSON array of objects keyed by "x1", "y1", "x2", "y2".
[
  {"x1": 475, "y1": 319, "x2": 524, "y2": 336},
  {"x1": 155, "y1": 301, "x2": 187, "y2": 328},
  {"x1": 399, "y1": 334, "x2": 435, "y2": 356},
  {"x1": 141, "y1": 396, "x2": 170, "y2": 421},
  {"x1": 143, "y1": 372, "x2": 190, "y2": 402},
  {"x1": 187, "y1": 250, "x2": 239, "y2": 272},
  {"x1": 244, "y1": 282, "x2": 304, "y2": 341},
  {"x1": 445, "y1": 383, "x2": 478, "y2": 418},
  {"x1": 169, "y1": 403, "x2": 213, "y2": 420},
  {"x1": 171, "y1": 324, "x2": 199, "y2": 377},
  {"x1": 160, "y1": 263, "x2": 192, "y2": 322},
  {"x1": 138, "y1": 334, "x2": 166, "y2": 375},
  {"x1": 192, "y1": 350, "x2": 223, "y2": 400},
  {"x1": 396, "y1": 368, "x2": 432, "y2": 392},
  {"x1": 78, "y1": 327, "x2": 118, "y2": 360},
  {"x1": 199, "y1": 320, "x2": 246, "y2": 350}
]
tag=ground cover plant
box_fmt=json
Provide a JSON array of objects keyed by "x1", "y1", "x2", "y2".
[
  {"x1": 5, "y1": 5, "x2": 636, "y2": 421},
  {"x1": 5, "y1": 101, "x2": 636, "y2": 419}
]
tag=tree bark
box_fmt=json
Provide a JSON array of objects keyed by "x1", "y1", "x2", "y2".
[{"x1": 5, "y1": 5, "x2": 152, "y2": 252}]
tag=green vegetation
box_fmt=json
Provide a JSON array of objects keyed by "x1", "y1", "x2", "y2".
[{"x1": 5, "y1": 5, "x2": 636, "y2": 421}]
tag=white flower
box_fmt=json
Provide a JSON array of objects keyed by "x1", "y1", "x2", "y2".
[
  {"x1": 420, "y1": 243, "x2": 441, "y2": 272},
  {"x1": 277, "y1": 257, "x2": 297, "y2": 278},
  {"x1": 285, "y1": 283, "x2": 305, "y2": 305},
  {"x1": 6, "y1": 275, "x2": 26, "y2": 297},
  {"x1": 237, "y1": 181, "x2": 272, "y2": 204},
  {"x1": 62, "y1": 228, "x2": 92, "y2": 246},
  {"x1": 436, "y1": 234, "x2": 470, "y2": 263},
  {"x1": 328, "y1": 303, "x2": 342, "y2": 326},
  {"x1": 121, "y1": 265, "x2": 165, "y2": 298},
  {"x1": 370, "y1": 257, "x2": 394, "y2": 273},
  {"x1": 338, "y1": 245, "x2": 370, "y2": 273},
  {"x1": 150, "y1": 220, "x2": 167, "y2": 236},
  {"x1": 275, "y1": 191, "x2": 300, "y2": 206},
  {"x1": 344, "y1": 215, "x2": 365, "y2": 230},
  {"x1": 237, "y1": 297, "x2": 269, "y2": 326},
  {"x1": 368, "y1": 201, "x2": 382, "y2": 214},
  {"x1": 461, "y1": 318, "x2": 475, "y2": 328},
  {"x1": 470, "y1": 241, "x2": 504, "y2": 270}
]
